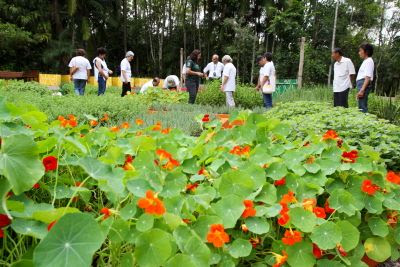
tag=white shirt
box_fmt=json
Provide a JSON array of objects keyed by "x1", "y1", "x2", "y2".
[
  {"x1": 68, "y1": 56, "x2": 91, "y2": 80},
  {"x1": 140, "y1": 80, "x2": 154, "y2": 93},
  {"x1": 203, "y1": 62, "x2": 224, "y2": 78},
  {"x1": 222, "y1": 63, "x2": 236, "y2": 92},
  {"x1": 120, "y1": 58, "x2": 132, "y2": 82},
  {"x1": 93, "y1": 57, "x2": 109, "y2": 81},
  {"x1": 163, "y1": 75, "x2": 180, "y2": 89},
  {"x1": 263, "y1": 62, "x2": 276, "y2": 91},
  {"x1": 182, "y1": 64, "x2": 187, "y2": 76},
  {"x1": 333, "y1": 56, "x2": 355, "y2": 92},
  {"x1": 356, "y1": 57, "x2": 374, "y2": 81}
]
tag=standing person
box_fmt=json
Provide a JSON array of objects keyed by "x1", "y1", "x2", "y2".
[
  {"x1": 256, "y1": 52, "x2": 276, "y2": 109},
  {"x1": 120, "y1": 51, "x2": 134, "y2": 97},
  {"x1": 356, "y1": 43, "x2": 374, "y2": 113},
  {"x1": 140, "y1": 77, "x2": 161, "y2": 93},
  {"x1": 203, "y1": 54, "x2": 224, "y2": 80},
  {"x1": 68, "y1": 49, "x2": 91, "y2": 96},
  {"x1": 163, "y1": 75, "x2": 180, "y2": 90},
  {"x1": 332, "y1": 48, "x2": 356, "y2": 108},
  {"x1": 185, "y1": 49, "x2": 203, "y2": 104},
  {"x1": 93, "y1": 47, "x2": 113, "y2": 96},
  {"x1": 220, "y1": 55, "x2": 237, "y2": 108}
]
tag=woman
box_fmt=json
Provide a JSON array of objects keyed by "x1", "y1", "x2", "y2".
[
  {"x1": 256, "y1": 52, "x2": 275, "y2": 109},
  {"x1": 220, "y1": 55, "x2": 237, "y2": 108},
  {"x1": 93, "y1": 47, "x2": 112, "y2": 96},
  {"x1": 356, "y1": 43, "x2": 374, "y2": 113},
  {"x1": 185, "y1": 49, "x2": 204, "y2": 104}
]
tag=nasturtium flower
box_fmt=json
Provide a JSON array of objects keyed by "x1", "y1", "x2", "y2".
[
  {"x1": 58, "y1": 114, "x2": 77, "y2": 127},
  {"x1": 123, "y1": 155, "x2": 135, "y2": 171},
  {"x1": 152, "y1": 121, "x2": 162, "y2": 131},
  {"x1": 313, "y1": 207, "x2": 326, "y2": 219},
  {"x1": 202, "y1": 114, "x2": 210, "y2": 122},
  {"x1": 302, "y1": 198, "x2": 316, "y2": 212},
  {"x1": 161, "y1": 128, "x2": 171, "y2": 134},
  {"x1": 274, "y1": 177, "x2": 286, "y2": 186},
  {"x1": 42, "y1": 156, "x2": 58, "y2": 171},
  {"x1": 100, "y1": 113, "x2": 109, "y2": 122},
  {"x1": 272, "y1": 251, "x2": 288, "y2": 267},
  {"x1": 322, "y1": 129, "x2": 339, "y2": 140},
  {"x1": 280, "y1": 191, "x2": 297, "y2": 205},
  {"x1": 337, "y1": 139, "x2": 343, "y2": 148},
  {"x1": 110, "y1": 126, "x2": 120, "y2": 132},
  {"x1": 386, "y1": 171, "x2": 400, "y2": 185},
  {"x1": 198, "y1": 167, "x2": 210, "y2": 176},
  {"x1": 278, "y1": 212, "x2": 290, "y2": 226},
  {"x1": 0, "y1": 229, "x2": 3, "y2": 238},
  {"x1": 135, "y1": 118, "x2": 144, "y2": 125},
  {"x1": 342, "y1": 150, "x2": 358, "y2": 163},
  {"x1": 337, "y1": 244, "x2": 347, "y2": 257},
  {"x1": 250, "y1": 237, "x2": 261, "y2": 248},
  {"x1": 312, "y1": 243, "x2": 323, "y2": 259},
  {"x1": 387, "y1": 211, "x2": 398, "y2": 227},
  {"x1": 206, "y1": 224, "x2": 230, "y2": 248},
  {"x1": 137, "y1": 190, "x2": 166, "y2": 215},
  {"x1": 89, "y1": 120, "x2": 98, "y2": 127},
  {"x1": 229, "y1": 145, "x2": 251, "y2": 157},
  {"x1": 120, "y1": 122, "x2": 130, "y2": 129},
  {"x1": 156, "y1": 149, "x2": 172, "y2": 161},
  {"x1": 281, "y1": 229, "x2": 302, "y2": 246},
  {"x1": 47, "y1": 221, "x2": 56, "y2": 231},
  {"x1": 163, "y1": 158, "x2": 180, "y2": 170},
  {"x1": 75, "y1": 181, "x2": 83, "y2": 187},
  {"x1": 241, "y1": 200, "x2": 256, "y2": 218},
  {"x1": 182, "y1": 219, "x2": 191, "y2": 224},
  {"x1": 324, "y1": 199, "x2": 335, "y2": 214},
  {"x1": 100, "y1": 207, "x2": 112, "y2": 219},
  {"x1": 0, "y1": 214, "x2": 11, "y2": 228},
  {"x1": 33, "y1": 183, "x2": 40, "y2": 189},
  {"x1": 186, "y1": 183, "x2": 199, "y2": 192},
  {"x1": 241, "y1": 224, "x2": 248, "y2": 233},
  {"x1": 361, "y1": 179, "x2": 380, "y2": 195},
  {"x1": 306, "y1": 156, "x2": 315, "y2": 164}
]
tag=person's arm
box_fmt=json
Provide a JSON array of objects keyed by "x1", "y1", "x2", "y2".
[
  {"x1": 348, "y1": 60, "x2": 356, "y2": 88},
  {"x1": 357, "y1": 76, "x2": 371, "y2": 99},
  {"x1": 203, "y1": 64, "x2": 209, "y2": 77},
  {"x1": 96, "y1": 60, "x2": 106, "y2": 78},
  {"x1": 186, "y1": 61, "x2": 203, "y2": 77},
  {"x1": 69, "y1": 67, "x2": 78, "y2": 76},
  {"x1": 86, "y1": 69, "x2": 90, "y2": 80}
]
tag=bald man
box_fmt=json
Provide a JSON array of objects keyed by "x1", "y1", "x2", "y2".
[{"x1": 203, "y1": 54, "x2": 224, "y2": 80}]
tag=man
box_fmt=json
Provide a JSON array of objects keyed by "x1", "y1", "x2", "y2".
[
  {"x1": 120, "y1": 51, "x2": 134, "y2": 97},
  {"x1": 163, "y1": 75, "x2": 180, "y2": 90},
  {"x1": 332, "y1": 48, "x2": 356, "y2": 108},
  {"x1": 93, "y1": 47, "x2": 113, "y2": 96},
  {"x1": 356, "y1": 43, "x2": 374, "y2": 113},
  {"x1": 220, "y1": 55, "x2": 236, "y2": 108},
  {"x1": 140, "y1": 77, "x2": 161, "y2": 93},
  {"x1": 203, "y1": 54, "x2": 224, "y2": 80},
  {"x1": 68, "y1": 49, "x2": 91, "y2": 96}
]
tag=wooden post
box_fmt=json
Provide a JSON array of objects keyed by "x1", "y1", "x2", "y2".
[
  {"x1": 180, "y1": 48, "x2": 184, "y2": 86},
  {"x1": 297, "y1": 37, "x2": 305, "y2": 89},
  {"x1": 327, "y1": 0, "x2": 339, "y2": 86}
]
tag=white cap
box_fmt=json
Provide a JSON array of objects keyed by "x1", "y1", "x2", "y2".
[{"x1": 126, "y1": 51, "x2": 134, "y2": 57}]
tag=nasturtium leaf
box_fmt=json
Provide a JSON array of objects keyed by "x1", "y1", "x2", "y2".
[
  {"x1": 336, "y1": 220, "x2": 360, "y2": 251},
  {"x1": 163, "y1": 213, "x2": 183, "y2": 230},
  {"x1": 264, "y1": 204, "x2": 282, "y2": 218},
  {"x1": 109, "y1": 218, "x2": 131, "y2": 243},
  {"x1": 218, "y1": 170, "x2": 254, "y2": 198},
  {"x1": 165, "y1": 254, "x2": 197, "y2": 267},
  {"x1": 192, "y1": 215, "x2": 222, "y2": 240},
  {"x1": 229, "y1": 238, "x2": 252, "y2": 258},
  {"x1": 136, "y1": 213, "x2": 154, "y2": 232},
  {"x1": 0, "y1": 134, "x2": 44, "y2": 195},
  {"x1": 364, "y1": 196, "x2": 383, "y2": 214},
  {"x1": 243, "y1": 164, "x2": 267, "y2": 188},
  {"x1": 286, "y1": 241, "x2": 316, "y2": 267},
  {"x1": 315, "y1": 159, "x2": 340, "y2": 175},
  {"x1": 135, "y1": 229, "x2": 173, "y2": 267},
  {"x1": 11, "y1": 218, "x2": 47, "y2": 239},
  {"x1": 32, "y1": 207, "x2": 80, "y2": 224},
  {"x1": 161, "y1": 172, "x2": 187, "y2": 198},
  {"x1": 329, "y1": 189, "x2": 357, "y2": 216},
  {"x1": 364, "y1": 237, "x2": 391, "y2": 262},
  {"x1": 126, "y1": 179, "x2": 154, "y2": 197},
  {"x1": 33, "y1": 213, "x2": 105, "y2": 267},
  {"x1": 310, "y1": 221, "x2": 342, "y2": 250},
  {"x1": 316, "y1": 260, "x2": 345, "y2": 267},
  {"x1": 10, "y1": 259, "x2": 34, "y2": 267},
  {"x1": 254, "y1": 183, "x2": 277, "y2": 205},
  {"x1": 37, "y1": 137, "x2": 57, "y2": 154},
  {"x1": 368, "y1": 217, "x2": 389, "y2": 237},
  {"x1": 265, "y1": 162, "x2": 288, "y2": 180},
  {"x1": 289, "y1": 207, "x2": 317, "y2": 233},
  {"x1": 303, "y1": 163, "x2": 320, "y2": 174},
  {"x1": 245, "y1": 217, "x2": 270, "y2": 234},
  {"x1": 6, "y1": 200, "x2": 24, "y2": 212},
  {"x1": 211, "y1": 195, "x2": 244, "y2": 228},
  {"x1": 131, "y1": 135, "x2": 156, "y2": 151},
  {"x1": 395, "y1": 226, "x2": 400, "y2": 245},
  {"x1": 191, "y1": 185, "x2": 216, "y2": 209},
  {"x1": 383, "y1": 198, "x2": 400, "y2": 211}
]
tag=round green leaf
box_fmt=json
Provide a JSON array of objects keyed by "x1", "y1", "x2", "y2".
[
  {"x1": 394, "y1": 226, "x2": 400, "y2": 245},
  {"x1": 286, "y1": 241, "x2": 316, "y2": 267},
  {"x1": 289, "y1": 207, "x2": 317, "y2": 233},
  {"x1": 211, "y1": 195, "x2": 244, "y2": 228},
  {"x1": 108, "y1": 218, "x2": 131, "y2": 243},
  {"x1": 336, "y1": 220, "x2": 360, "y2": 251},
  {"x1": 364, "y1": 237, "x2": 391, "y2": 263},
  {"x1": 165, "y1": 254, "x2": 197, "y2": 267},
  {"x1": 368, "y1": 217, "x2": 389, "y2": 237},
  {"x1": 135, "y1": 229, "x2": 172, "y2": 267},
  {"x1": 120, "y1": 203, "x2": 137, "y2": 221},
  {"x1": 310, "y1": 221, "x2": 342, "y2": 250},
  {"x1": 265, "y1": 162, "x2": 288, "y2": 180},
  {"x1": 33, "y1": 213, "x2": 105, "y2": 267},
  {"x1": 11, "y1": 218, "x2": 47, "y2": 239},
  {"x1": 192, "y1": 215, "x2": 222, "y2": 240},
  {"x1": 219, "y1": 171, "x2": 255, "y2": 198},
  {"x1": 229, "y1": 238, "x2": 252, "y2": 258},
  {"x1": 136, "y1": 213, "x2": 154, "y2": 232},
  {"x1": 32, "y1": 207, "x2": 80, "y2": 224},
  {"x1": 244, "y1": 217, "x2": 270, "y2": 234}
]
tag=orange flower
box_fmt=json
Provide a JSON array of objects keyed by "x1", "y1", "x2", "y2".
[
  {"x1": 342, "y1": 150, "x2": 358, "y2": 163},
  {"x1": 206, "y1": 224, "x2": 230, "y2": 248},
  {"x1": 274, "y1": 177, "x2": 286, "y2": 186},
  {"x1": 120, "y1": 122, "x2": 130, "y2": 129},
  {"x1": 272, "y1": 251, "x2": 288, "y2": 267},
  {"x1": 324, "y1": 199, "x2": 335, "y2": 214},
  {"x1": 241, "y1": 224, "x2": 249, "y2": 233},
  {"x1": 278, "y1": 212, "x2": 290, "y2": 226},
  {"x1": 302, "y1": 198, "x2": 316, "y2": 212},
  {"x1": 161, "y1": 128, "x2": 171, "y2": 134},
  {"x1": 152, "y1": 121, "x2": 162, "y2": 131},
  {"x1": 75, "y1": 181, "x2": 83, "y2": 187},
  {"x1": 68, "y1": 119, "x2": 77, "y2": 127},
  {"x1": 90, "y1": 120, "x2": 98, "y2": 127},
  {"x1": 100, "y1": 207, "x2": 111, "y2": 219},
  {"x1": 110, "y1": 126, "x2": 120, "y2": 132},
  {"x1": 156, "y1": 149, "x2": 172, "y2": 161},
  {"x1": 386, "y1": 171, "x2": 400, "y2": 185},
  {"x1": 58, "y1": 115, "x2": 77, "y2": 127},
  {"x1": 101, "y1": 113, "x2": 109, "y2": 122},
  {"x1": 313, "y1": 207, "x2": 326, "y2": 219},
  {"x1": 229, "y1": 145, "x2": 251, "y2": 157},
  {"x1": 313, "y1": 243, "x2": 323, "y2": 259},
  {"x1": 387, "y1": 211, "x2": 398, "y2": 227},
  {"x1": 282, "y1": 229, "x2": 302, "y2": 246},
  {"x1": 250, "y1": 237, "x2": 261, "y2": 248},
  {"x1": 163, "y1": 158, "x2": 180, "y2": 170},
  {"x1": 122, "y1": 155, "x2": 134, "y2": 170},
  {"x1": 186, "y1": 183, "x2": 199, "y2": 192},
  {"x1": 322, "y1": 130, "x2": 339, "y2": 141},
  {"x1": 280, "y1": 191, "x2": 297, "y2": 205},
  {"x1": 241, "y1": 200, "x2": 257, "y2": 218},
  {"x1": 198, "y1": 167, "x2": 210, "y2": 176},
  {"x1": 361, "y1": 179, "x2": 380, "y2": 195},
  {"x1": 137, "y1": 190, "x2": 166, "y2": 215},
  {"x1": 306, "y1": 156, "x2": 315, "y2": 164},
  {"x1": 135, "y1": 119, "x2": 144, "y2": 125},
  {"x1": 182, "y1": 218, "x2": 191, "y2": 224}
]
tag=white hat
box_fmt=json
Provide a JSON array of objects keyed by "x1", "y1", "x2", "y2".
[{"x1": 126, "y1": 51, "x2": 134, "y2": 57}]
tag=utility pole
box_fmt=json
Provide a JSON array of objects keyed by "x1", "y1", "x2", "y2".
[
  {"x1": 327, "y1": 0, "x2": 340, "y2": 86},
  {"x1": 297, "y1": 37, "x2": 306, "y2": 89}
]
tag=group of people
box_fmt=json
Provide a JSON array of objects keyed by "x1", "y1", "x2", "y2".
[{"x1": 68, "y1": 42, "x2": 375, "y2": 112}]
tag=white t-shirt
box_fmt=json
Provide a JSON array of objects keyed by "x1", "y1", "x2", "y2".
[
  {"x1": 333, "y1": 57, "x2": 355, "y2": 92},
  {"x1": 356, "y1": 57, "x2": 374, "y2": 81},
  {"x1": 68, "y1": 56, "x2": 91, "y2": 80},
  {"x1": 203, "y1": 62, "x2": 224, "y2": 78},
  {"x1": 163, "y1": 75, "x2": 180, "y2": 89},
  {"x1": 182, "y1": 64, "x2": 187, "y2": 76},
  {"x1": 93, "y1": 57, "x2": 109, "y2": 81},
  {"x1": 140, "y1": 80, "x2": 154, "y2": 93},
  {"x1": 263, "y1": 62, "x2": 276, "y2": 91},
  {"x1": 222, "y1": 63, "x2": 236, "y2": 92},
  {"x1": 120, "y1": 58, "x2": 132, "y2": 82}
]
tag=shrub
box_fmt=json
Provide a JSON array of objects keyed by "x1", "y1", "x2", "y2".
[{"x1": 0, "y1": 80, "x2": 51, "y2": 96}]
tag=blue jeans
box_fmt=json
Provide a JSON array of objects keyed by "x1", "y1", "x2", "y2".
[
  {"x1": 73, "y1": 79, "x2": 86, "y2": 96},
  {"x1": 263, "y1": 93, "x2": 273, "y2": 109},
  {"x1": 356, "y1": 79, "x2": 371, "y2": 113},
  {"x1": 98, "y1": 75, "x2": 106, "y2": 96}
]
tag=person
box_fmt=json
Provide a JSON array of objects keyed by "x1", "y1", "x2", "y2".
[
  {"x1": 332, "y1": 48, "x2": 356, "y2": 108},
  {"x1": 220, "y1": 55, "x2": 237, "y2": 108},
  {"x1": 356, "y1": 43, "x2": 374, "y2": 113},
  {"x1": 140, "y1": 77, "x2": 160, "y2": 93},
  {"x1": 163, "y1": 75, "x2": 180, "y2": 90},
  {"x1": 120, "y1": 51, "x2": 134, "y2": 97},
  {"x1": 203, "y1": 54, "x2": 224, "y2": 80},
  {"x1": 93, "y1": 47, "x2": 113, "y2": 96},
  {"x1": 185, "y1": 49, "x2": 204, "y2": 104},
  {"x1": 256, "y1": 52, "x2": 276, "y2": 109},
  {"x1": 68, "y1": 49, "x2": 91, "y2": 96}
]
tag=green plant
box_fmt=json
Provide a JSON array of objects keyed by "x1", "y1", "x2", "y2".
[{"x1": 0, "y1": 80, "x2": 51, "y2": 96}]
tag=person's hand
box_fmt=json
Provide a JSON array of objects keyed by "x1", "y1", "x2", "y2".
[
  {"x1": 256, "y1": 85, "x2": 261, "y2": 91},
  {"x1": 198, "y1": 72, "x2": 203, "y2": 77},
  {"x1": 70, "y1": 76, "x2": 73, "y2": 81},
  {"x1": 357, "y1": 90, "x2": 364, "y2": 99},
  {"x1": 108, "y1": 70, "x2": 113, "y2": 75},
  {"x1": 220, "y1": 85, "x2": 224, "y2": 92}
]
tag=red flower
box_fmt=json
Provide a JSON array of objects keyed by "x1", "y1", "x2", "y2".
[
  {"x1": 337, "y1": 139, "x2": 343, "y2": 148},
  {"x1": 0, "y1": 228, "x2": 3, "y2": 238},
  {"x1": 123, "y1": 155, "x2": 135, "y2": 171},
  {"x1": 47, "y1": 221, "x2": 56, "y2": 231},
  {"x1": 386, "y1": 171, "x2": 400, "y2": 185},
  {"x1": 313, "y1": 207, "x2": 326, "y2": 219},
  {"x1": 186, "y1": 183, "x2": 199, "y2": 192},
  {"x1": 278, "y1": 212, "x2": 290, "y2": 226},
  {"x1": 313, "y1": 243, "x2": 323, "y2": 259},
  {"x1": 198, "y1": 167, "x2": 210, "y2": 176},
  {"x1": 324, "y1": 199, "x2": 335, "y2": 214},
  {"x1": 274, "y1": 177, "x2": 286, "y2": 186},
  {"x1": 100, "y1": 207, "x2": 111, "y2": 219},
  {"x1": 282, "y1": 230, "x2": 302, "y2": 246},
  {"x1": 137, "y1": 190, "x2": 166, "y2": 215},
  {"x1": 42, "y1": 156, "x2": 58, "y2": 171},
  {"x1": 75, "y1": 181, "x2": 83, "y2": 187},
  {"x1": 322, "y1": 130, "x2": 339, "y2": 141},
  {"x1": 272, "y1": 251, "x2": 288, "y2": 267},
  {"x1": 0, "y1": 214, "x2": 11, "y2": 228},
  {"x1": 342, "y1": 150, "x2": 358, "y2": 163},
  {"x1": 361, "y1": 179, "x2": 380, "y2": 195},
  {"x1": 202, "y1": 114, "x2": 210, "y2": 122},
  {"x1": 249, "y1": 237, "x2": 261, "y2": 248},
  {"x1": 229, "y1": 145, "x2": 251, "y2": 157},
  {"x1": 33, "y1": 183, "x2": 40, "y2": 189},
  {"x1": 206, "y1": 224, "x2": 230, "y2": 248},
  {"x1": 163, "y1": 158, "x2": 180, "y2": 170},
  {"x1": 156, "y1": 149, "x2": 172, "y2": 161},
  {"x1": 241, "y1": 200, "x2": 257, "y2": 219},
  {"x1": 182, "y1": 219, "x2": 191, "y2": 224}
]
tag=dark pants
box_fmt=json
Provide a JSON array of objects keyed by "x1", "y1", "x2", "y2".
[
  {"x1": 333, "y1": 88, "x2": 350, "y2": 108},
  {"x1": 187, "y1": 79, "x2": 199, "y2": 104},
  {"x1": 73, "y1": 79, "x2": 86, "y2": 96},
  {"x1": 263, "y1": 93, "x2": 273, "y2": 109},
  {"x1": 356, "y1": 79, "x2": 371, "y2": 113},
  {"x1": 121, "y1": 82, "x2": 131, "y2": 97},
  {"x1": 98, "y1": 75, "x2": 106, "y2": 96}
]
